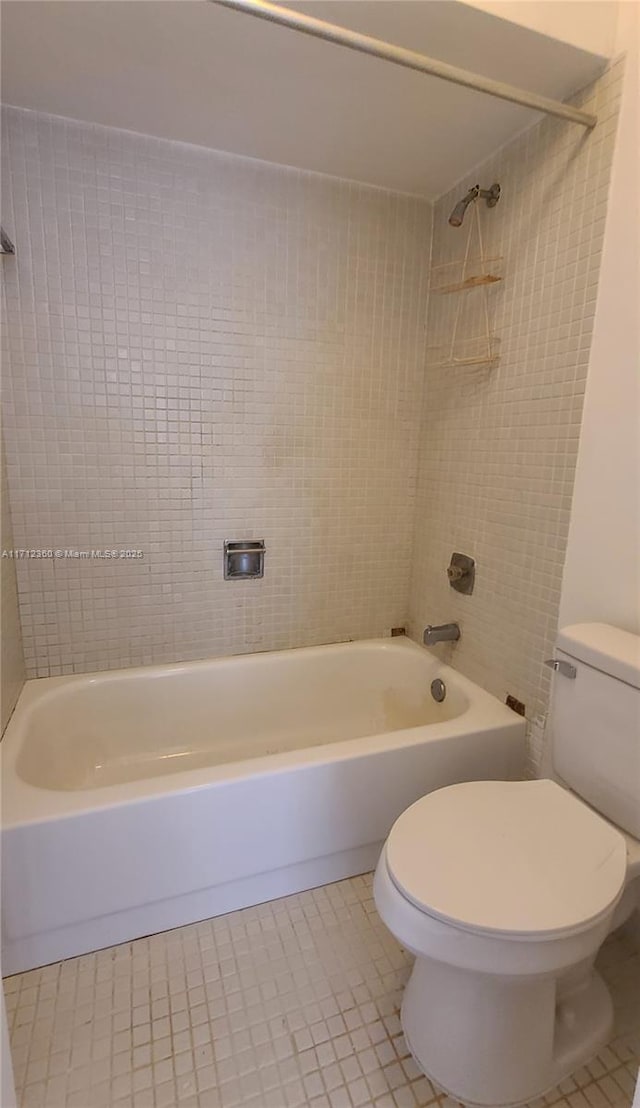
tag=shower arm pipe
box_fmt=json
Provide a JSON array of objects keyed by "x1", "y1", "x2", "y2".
[{"x1": 211, "y1": 0, "x2": 597, "y2": 130}]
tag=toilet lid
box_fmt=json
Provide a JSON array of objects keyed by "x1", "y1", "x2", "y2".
[{"x1": 385, "y1": 779, "x2": 627, "y2": 939}]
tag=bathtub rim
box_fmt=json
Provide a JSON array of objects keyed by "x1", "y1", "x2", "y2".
[{"x1": 1, "y1": 636, "x2": 523, "y2": 828}]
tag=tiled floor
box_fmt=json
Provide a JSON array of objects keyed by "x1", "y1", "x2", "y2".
[{"x1": 4, "y1": 874, "x2": 639, "y2": 1108}]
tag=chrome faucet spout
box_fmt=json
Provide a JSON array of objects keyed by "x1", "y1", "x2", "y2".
[{"x1": 423, "y1": 623, "x2": 460, "y2": 646}]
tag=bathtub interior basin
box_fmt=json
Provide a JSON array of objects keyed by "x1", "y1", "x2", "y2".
[{"x1": 14, "y1": 639, "x2": 470, "y2": 791}]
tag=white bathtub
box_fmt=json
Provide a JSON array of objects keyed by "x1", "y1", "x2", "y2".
[{"x1": 1, "y1": 637, "x2": 525, "y2": 974}]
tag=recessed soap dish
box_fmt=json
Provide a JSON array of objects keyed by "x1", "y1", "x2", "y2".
[{"x1": 224, "y1": 540, "x2": 265, "y2": 580}]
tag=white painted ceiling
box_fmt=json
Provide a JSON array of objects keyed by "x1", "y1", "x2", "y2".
[{"x1": 1, "y1": 0, "x2": 609, "y2": 199}]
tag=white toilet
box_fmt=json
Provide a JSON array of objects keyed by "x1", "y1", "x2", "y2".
[{"x1": 374, "y1": 623, "x2": 640, "y2": 1107}]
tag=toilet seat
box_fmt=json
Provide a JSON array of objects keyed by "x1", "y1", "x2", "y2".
[{"x1": 385, "y1": 779, "x2": 627, "y2": 940}]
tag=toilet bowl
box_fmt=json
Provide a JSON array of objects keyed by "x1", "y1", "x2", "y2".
[
  {"x1": 374, "y1": 624, "x2": 640, "y2": 1104},
  {"x1": 374, "y1": 777, "x2": 636, "y2": 1106}
]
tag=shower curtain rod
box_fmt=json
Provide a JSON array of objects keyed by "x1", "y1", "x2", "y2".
[{"x1": 211, "y1": 0, "x2": 597, "y2": 130}]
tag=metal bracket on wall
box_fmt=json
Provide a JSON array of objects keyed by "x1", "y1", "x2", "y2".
[{"x1": 0, "y1": 227, "x2": 15, "y2": 255}]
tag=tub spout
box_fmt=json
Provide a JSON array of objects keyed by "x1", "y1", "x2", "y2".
[{"x1": 423, "y1": 623, "x2": 460, "y2": 645}]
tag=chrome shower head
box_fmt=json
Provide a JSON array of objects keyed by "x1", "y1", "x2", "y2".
[
  {"x1": 448, "y1": 186, "x2": 479, "y2": 227},
  {"x1": 448, "y1": 182, "x2": 501, "y2": 227}
]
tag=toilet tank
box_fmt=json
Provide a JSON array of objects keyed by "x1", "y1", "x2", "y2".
[{"x1": 550, "y1": 623, "x2": 640, "y2": 839}]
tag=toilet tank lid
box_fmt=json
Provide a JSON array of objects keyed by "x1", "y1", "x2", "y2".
[{"x1": 557, "y1": 623, "x2": 640, "y2": 689}]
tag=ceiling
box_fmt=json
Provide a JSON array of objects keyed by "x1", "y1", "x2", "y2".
[{"x1": 1, "y1": 0, "x2": 609, "y2": 199}]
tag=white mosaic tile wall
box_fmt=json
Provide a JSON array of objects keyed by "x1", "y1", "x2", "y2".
[
  {"x1": 1, "y1": 60, "x2": 624, "y2": 725},
  {"x1": 1, "y1": 107, "x2": 431, "y2": 677},
  {"x1": 407, "y1": 63, "x2": 623, "y2": 772},
  {"x1": 1, "y1": 436, "x2": 25, "y2": 732}
]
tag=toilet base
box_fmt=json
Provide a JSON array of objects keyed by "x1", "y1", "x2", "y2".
[{"x1": 401, "y1": 954, "x2": 613, "y2": 1107}]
